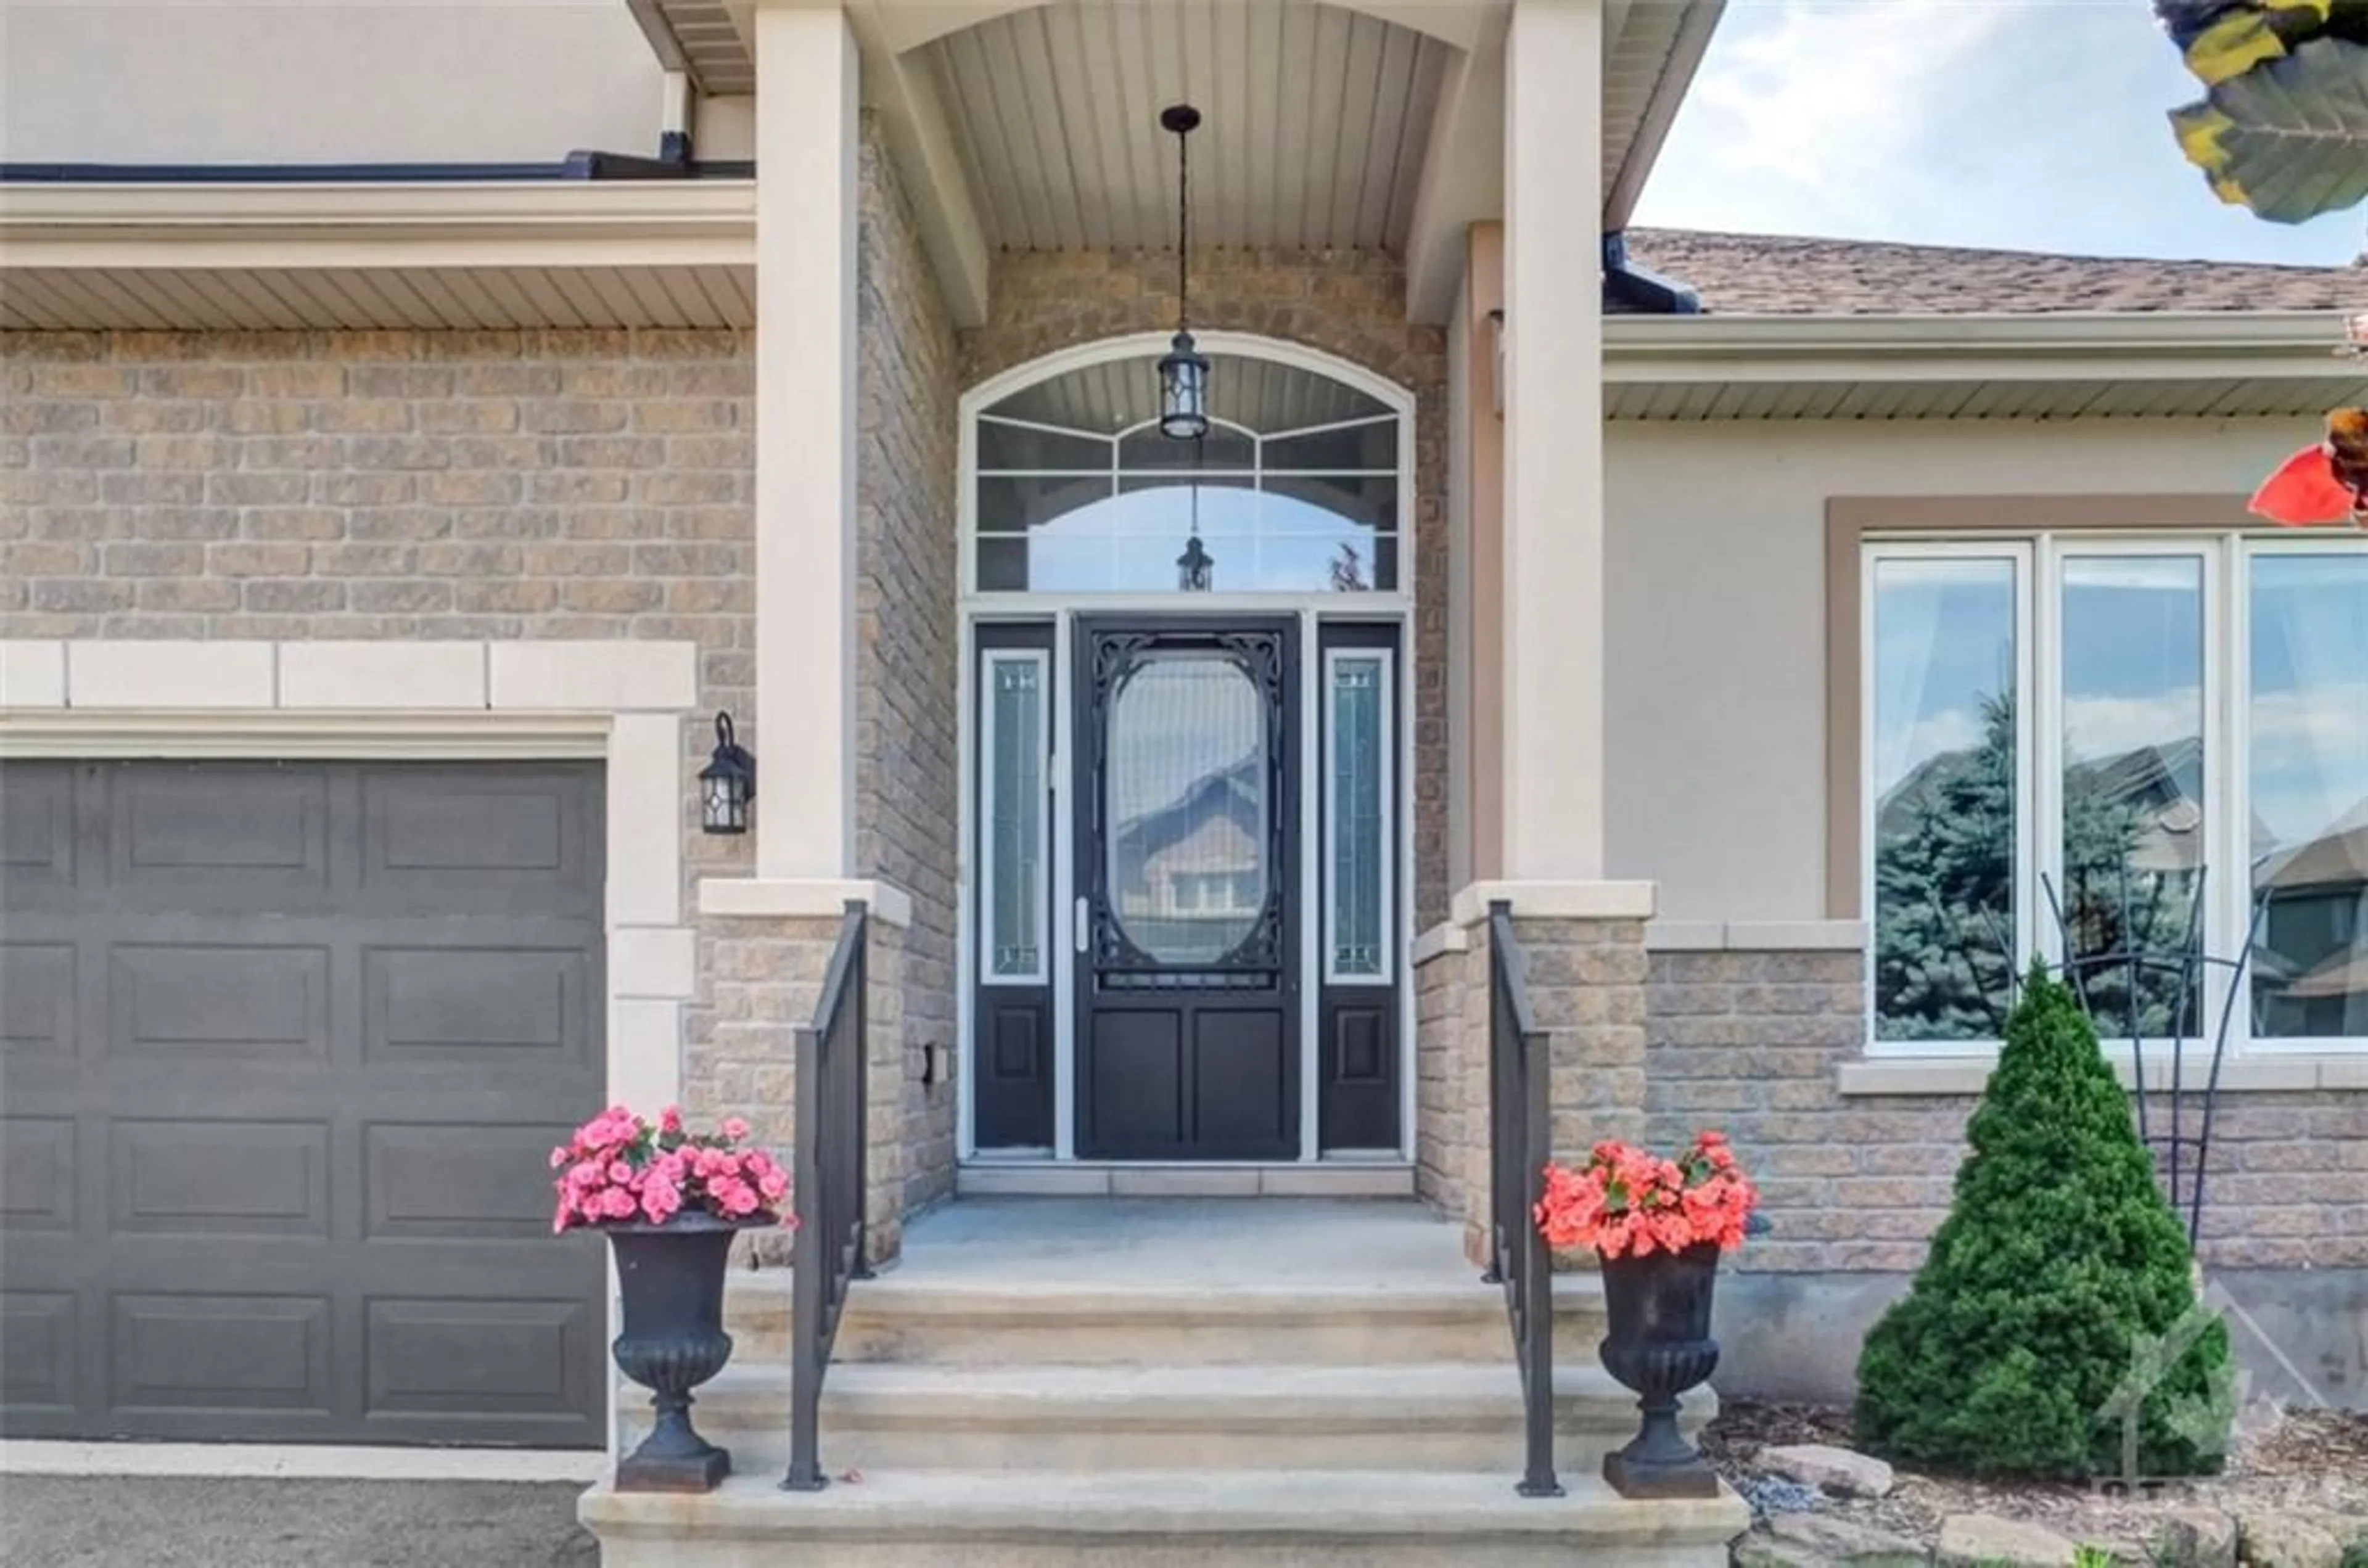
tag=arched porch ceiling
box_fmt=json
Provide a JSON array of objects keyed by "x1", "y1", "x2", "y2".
[{"x1": 917, "y1": 1, "x2": 1453, "y2": 253}]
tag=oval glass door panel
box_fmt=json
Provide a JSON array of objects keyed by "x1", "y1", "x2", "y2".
[{"x1": 1106, "y1": 653, "x2": 1270, "y2": 965}]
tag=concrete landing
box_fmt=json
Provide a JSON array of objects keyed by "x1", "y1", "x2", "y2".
[{"x1": 879, "y1": 1196, "x2": 1477, "y2": 1289}]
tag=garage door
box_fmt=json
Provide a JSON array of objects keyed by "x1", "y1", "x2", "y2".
[{"x1": 0, "y1": 760, "x2": 607, "y2": 1447}]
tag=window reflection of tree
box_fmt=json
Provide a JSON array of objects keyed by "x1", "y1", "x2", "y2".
[{"x1": 1877, "y1": 691, "x2": 2222, "y2": 1041}]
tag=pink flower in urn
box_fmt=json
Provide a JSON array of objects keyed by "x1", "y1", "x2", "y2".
[
  {"x1": 640, "y1": 1175, "x2": 683, "y2": 1225},
  {"x1": 549, "y1": 1104, "x2": 788, "y2": 1233}
]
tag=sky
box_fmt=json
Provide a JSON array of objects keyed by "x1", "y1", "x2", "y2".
[{"x1": 1634, "y1": 0, "x2": 2368, "y2": 266}]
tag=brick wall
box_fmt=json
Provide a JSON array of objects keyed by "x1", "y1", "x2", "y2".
[
  {"x1": 0, "y1": 118, "x2": 960, "y2": 1260},
  {"x1": 1645, "y1": 946, "x2": 2368, "y2": 1275},
  {"x1": 1419, "y1": 915, "x2": 1652, "y2": 1259},
  {"x1": 854, "y1": 116, "x2": 960, "y2": 1217},
  {"x1": 0, "y1": 324, "x2": 758, "y2": 905},
  {"x1": 961, "y1": 248, "x2": 1453, "y2": 928}
]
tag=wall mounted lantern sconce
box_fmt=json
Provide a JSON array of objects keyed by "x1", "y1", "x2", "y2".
[{"x1": 698, "y1": 711, "x2": 755, "y2": 835}]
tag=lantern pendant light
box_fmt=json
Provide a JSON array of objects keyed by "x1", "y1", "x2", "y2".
[{"x1": 1156, "y1": 104, "x2": 1210, "y2": 443}]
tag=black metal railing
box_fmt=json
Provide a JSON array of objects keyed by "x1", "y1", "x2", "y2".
[
  {"x1": 783, "y1": 900, "x2": 871, "y2": 1493},
  {"x1": 1482, "y1": 900, "x2": 1561, "y2": 1498}
]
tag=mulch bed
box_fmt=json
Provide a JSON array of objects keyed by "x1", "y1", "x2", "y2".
[{"x1": 1704, "y1": 1398, "x2": 2368, "y2": 1556}]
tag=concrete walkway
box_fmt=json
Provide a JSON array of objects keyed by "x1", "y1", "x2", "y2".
[{"x1": 0, "y1": 1476, "x2": 597, "y2": 1568}]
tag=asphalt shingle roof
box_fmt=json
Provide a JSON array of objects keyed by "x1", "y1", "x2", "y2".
[{"x1": 1618, "y1": 228, "x2": 2367, "y2": 316}]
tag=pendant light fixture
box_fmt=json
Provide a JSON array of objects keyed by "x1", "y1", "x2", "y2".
[{"x1": 1156, "y1": 104, "x2": 1209, "y2": 443}]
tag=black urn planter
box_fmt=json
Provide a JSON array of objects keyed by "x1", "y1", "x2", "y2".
[
  {"x1": 607, "y1": 1211, "x2": 754, "y2": 1493},
  {"x1": 1597, "y1": 1241, "x2": 1722, "y2": 1500}
]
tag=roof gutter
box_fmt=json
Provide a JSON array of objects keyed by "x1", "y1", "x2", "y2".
[
  {"x1": 0, "y1": 152, "x2": 752, "y2": 184},
  {"x1": 1605, "y1": 309, "x2": 2361, "y2": 381}
]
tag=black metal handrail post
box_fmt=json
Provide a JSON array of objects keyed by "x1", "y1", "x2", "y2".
[
  {"x1": 1486, "y1": 900, "x2": 1561, "y2": 1498},
  {"x1": 784, "y1": 900, "x2": 869, "y2": 1493}
]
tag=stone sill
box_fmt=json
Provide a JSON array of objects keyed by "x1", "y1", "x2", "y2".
[{"x1": 1840, "y1": 1052, "x2": 2368, "y2": 1098}]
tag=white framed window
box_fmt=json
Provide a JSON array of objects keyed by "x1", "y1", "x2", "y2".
[
  {"x1": 1864, "y1": 532, "x2": 2368, "y2": 1054},
  {"x1": 963, "y1": 335, "x2": 1413, "y2": 597},
  {"x1": 979, "y1": 649, "x2": 1049, "y2": 983},
  {"x1": 1325, "y1": 647, "x2": 1394, "y2": 983}
]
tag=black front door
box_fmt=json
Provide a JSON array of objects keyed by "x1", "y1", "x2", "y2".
[{"x1": 1074, "y1": 617, "x2": 1299, "y2": 1160}]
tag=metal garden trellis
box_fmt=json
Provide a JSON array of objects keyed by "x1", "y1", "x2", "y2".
[{"x1": 1946, "y1": 868, "x2": 2268, "y2": 1249}]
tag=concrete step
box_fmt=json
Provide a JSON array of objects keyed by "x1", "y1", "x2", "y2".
[
  {"x1": 722, "y1": 1271, "x2": 1611, "y2": 1366},
  {"x1": 580, "y1": 1465, "x2": 1751, "y2": 1568},
  {"x1": 620, "y1": 1358, "x2": 1714, "y2": 1474}
]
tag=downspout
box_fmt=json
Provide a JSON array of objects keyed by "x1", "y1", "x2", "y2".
[
  {"x1": 660, "y1": 69, "x2": 696, "y2": 168},
  {"x1": 1603, "y1": 232, "x2": 1703, "y2": 314}
]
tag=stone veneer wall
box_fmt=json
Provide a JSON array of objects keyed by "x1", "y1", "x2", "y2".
[
  {"x1": 0, "y1": 324, "x2": 759, "y2": 922},
  {"x1": 1644, "y1": 946, "x2": 2368, "y2": 1276},
  {"x1": 1416, "y1": 916, "x2": 1651, "y2": 1260},
  {"x1": 960, "y1": 248, "x2": 1453, "y2": 928},
  {"x1": 853, "y1": 117, "x2": 961, "y2": 1221},
  {"x1": 0, "y1": 112, "x2": 961, "y2": 1266}
]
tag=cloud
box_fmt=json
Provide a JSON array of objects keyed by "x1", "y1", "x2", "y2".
[{"x1": 1636, "y1": 1, "x2": 2366, "y2": 265}]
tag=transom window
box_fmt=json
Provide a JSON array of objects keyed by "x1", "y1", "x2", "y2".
[
  {"x1": 969, "y1": 347, "x2": 1406, "y2": 594},
  {"x1": 1865, "y1": 534, "x2": 2368, "y2": 1053}
]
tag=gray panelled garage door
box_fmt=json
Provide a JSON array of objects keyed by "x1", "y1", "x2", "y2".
[{"x1": 0, "y1": 760, "x2": 607, "y2": 1447}]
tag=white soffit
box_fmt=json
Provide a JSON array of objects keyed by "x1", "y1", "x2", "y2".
[
  {"x1": 1604, "y1": 313, "x2": 2368, "y2": 421},
  {"x1": 915, "y1": 1, "x2": 1454, "y2": 252},
  {"x1": 0, "y1": 182, "x2": 756, "y2": 330},
  {"x1": 1601, "y1": 0, "x2": 1724, "y2": 231}
]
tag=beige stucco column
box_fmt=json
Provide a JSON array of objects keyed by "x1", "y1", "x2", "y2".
[
  {"x1": 1479, "y1": 0, "x2": 1645, "y2": 921},
  {"x1": 704, "y1": 3, "x2": 911, "y2": 926},
  {"x1": 750, "y1": 0, "x2": 858, "y2": 887}
]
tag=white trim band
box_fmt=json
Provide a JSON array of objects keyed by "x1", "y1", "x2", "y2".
[
  {"x1": 1449, "y1": 879, "x2": 1657, "y2": 926},
  {"x1": 699, "y1": 876, "x2": 915, "y2": 929}
]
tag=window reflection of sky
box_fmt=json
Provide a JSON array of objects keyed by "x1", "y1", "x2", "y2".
[
  {"x1": 1008, "y1": 486, "x2": 1387, "y2": 594},
  {"x1": 1871, "y1": 559, "x2": 2014, "y2": 806},
  {"x1": 2253, "y1": 556, "x2": 2368, "y2": 855}
]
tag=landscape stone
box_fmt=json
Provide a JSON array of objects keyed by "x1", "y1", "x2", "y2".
[
  {"x1": 2235, "y1": 1507, "x2": 2349, "y2": 1568},
  {"x1": 2143, "y1": 1506, "x2": 2236, "y2": 1568},
  {"x1": 1935, "y1": 1513, "x2": 2080, "y2": 1568},
  {"x1": 1730, "y1": 1510, "x2": 1931, "y2": 1567},
  {"x1": 1760, "y1": 1443, "x2": 1897, "y2": 1500}
]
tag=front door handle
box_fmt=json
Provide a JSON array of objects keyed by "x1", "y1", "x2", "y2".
[{"x1": 1074, "y1": 897, "x2": 1090, "y2": 954}]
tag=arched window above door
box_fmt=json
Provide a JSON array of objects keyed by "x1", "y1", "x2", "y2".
[{"x1": 966, "y1": 339, "x2": 1412, "y2": 595}]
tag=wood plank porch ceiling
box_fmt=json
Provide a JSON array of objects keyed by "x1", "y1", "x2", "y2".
[
  {"x1": 638, "y1": 0, "x2": 1716, "y2": 248},
  {"x1": 920, "y1": 2, "x2": 1450, "y2": 253}
]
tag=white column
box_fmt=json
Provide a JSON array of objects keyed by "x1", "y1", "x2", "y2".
[
  {"x1": 752, "y1": 1, "x2": 858, "y2": 882},
  {"x1": 1499, "y1": 0, "x2": 1606, "y2": 886}
]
